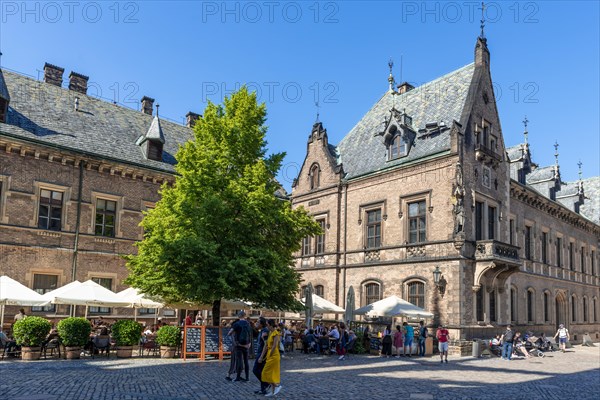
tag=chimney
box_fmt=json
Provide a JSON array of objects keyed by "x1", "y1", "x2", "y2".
[
  {"x1": 397, "y1": 82, "x2": 415, "y2": 94},
  {"x1": 68, "y1": 71, "x2": 89, "y2": 95},
  {"x1": 186, "y1": 111, "x2": 200, "y2": 128},
  {"x1": 141, "y1": 96, "x2": 155, "y2": 115},
  {"x1": 43, "y1": 63, "x2": 64, "y2": 87}
]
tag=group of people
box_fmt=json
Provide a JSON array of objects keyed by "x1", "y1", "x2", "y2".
[
  {"x1": 301, "y1": 322, "x2": 355, "y2": 359},
  {"x1": 496, "y1": 323, "x2": 571, "y2": 360},
  {"x1": 225, "y1": 311, "x2": 283, "y2": 397}
]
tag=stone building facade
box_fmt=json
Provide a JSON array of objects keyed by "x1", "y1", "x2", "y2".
[
  {"x1": 0, "y1": 63, "x2": 195, "y2": 326},
  {"x1": 291, "y1": 37, "x2": 600, "y2": 352}
]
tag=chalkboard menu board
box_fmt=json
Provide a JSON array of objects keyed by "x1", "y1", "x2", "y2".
[
  {"x1": 221, "y1": 327, "x2": 233, "y2": 352},
  {"x1": 370, "y1": 337, "x2": 382, "y2": 351},
  {"x1": 183, "y1": 326, "x2": 202, "y2": 359},
  {"x1": 204, "y1": 327, "x2": 220, "y2": 353}
]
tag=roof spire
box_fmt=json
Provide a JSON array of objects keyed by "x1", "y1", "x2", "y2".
[
  {"x1": 578, "y1": 160, "x2": 583, "y2": 181},
  {"x1": 577, "y1": 160, "x2": 584, "y2": 195},
  {"x1": 156, "y1": 103, "x2": 160, "y2": 117},
  {"x1": 315, "y1": 101, "x2": 320, "y2": 123},
  {"x1": 522, "y1": 116, "x2": 529, "y2": 144},
  {"x1": 554, "y1": 141, "x2": 559, "y2": 165},
  {"x1": 388, "y1": 58, "x2": 396, "y2": 93},
  {"x1": 479, "y1": 2, "x2": 486, "y2": 39}
]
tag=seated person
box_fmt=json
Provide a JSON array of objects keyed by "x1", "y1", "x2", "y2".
[
  {"x1": 42, "y1": 328, "x2": 60, "y2": 347},
  {"x1": 490, "y1": 334, "x2": 501, "y2": 346},
  {"x1": 513, "y1": 332, "x2": 531, "y2": 359},
  {"x1": 302, "y1": 329, "x2": 318, "y2": 354},
  {"x1": 93, "y1": 327, "x2": 111, "y2": 354},
  {"x1": 1, "y1": 329, "x2": 18, "y2": 354}
]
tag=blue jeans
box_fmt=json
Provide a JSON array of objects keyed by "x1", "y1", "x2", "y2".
[
  {"x1": 502, "y1": 342, "x2": 513, "y2": 360},
  {"x1": 418, "y1": 339, "x2": 426, "y2": 356}
]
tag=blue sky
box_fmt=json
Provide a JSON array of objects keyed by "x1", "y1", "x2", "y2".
[{"x1": 1, "y1": 1, "x2": 598, "y2": 191}]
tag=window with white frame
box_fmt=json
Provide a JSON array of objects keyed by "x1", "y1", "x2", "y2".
[
  {"x1": 31, "y1": 274, "x2": 58, "y2": 312},
  {"x1": 408, "y1": 201, "x2": 426, "y2": 243},
  {"x1": 95, "y1": 198, "x2": 117, "y2": 237},
  {"x1": 315, "y1": 219, "x2": 326, "y2": 254},
  {"x1": 38, "y1": 189, "x2": 63, "y2": 231},
  {"x1": 407, "y1": 281, "x2": 425, "y2": 309},
  {"x1": 366, "y1": 209, "x2": 382, "y2": 248},
  {"x1": 89, "y1": 277, "x2": 113, "y2": 314},
  {"x1": 364, "y1": 282, "x2": 381, "y2": 306}
]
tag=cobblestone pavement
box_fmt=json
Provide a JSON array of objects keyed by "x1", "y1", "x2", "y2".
[{"x1": 1, "y1": 346, "x2": 599, "y2": 400}]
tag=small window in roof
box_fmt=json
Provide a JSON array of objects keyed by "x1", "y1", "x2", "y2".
[{"x1": 388, "y1": 134, "x2": 408, "y2": 160}]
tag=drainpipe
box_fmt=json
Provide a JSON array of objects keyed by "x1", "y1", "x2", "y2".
[{"x1": 70, "y1": 160, "x2": 84, "y2": 315}]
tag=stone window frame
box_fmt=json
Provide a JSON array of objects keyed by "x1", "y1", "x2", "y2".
[
  {"x1": 568, "y1": 240, "x2": 575, "y2": 271},
  {"x1": 0, "y1": 175, "x2": 8, "y2": 224},
  {"x1": 309, "y1": 163, "x2": 320, "y2": 190},
  {"x1": 488, "y1": 288, "x2": 497, "y2": 323},
  {"x1": 358, "y1": 200, "x2": 386, "y2": 249},
  {"x1": 571, "y1": 294, "x2": 577, "y2": 323},
  {"x1": 403, "y1": 277, "x2": 427, "y2": 310},
  {"x1": 473, "y1": 193, "x2": 500, "y2": 242},
  {"x1": 524, "y1": 221, "x2": 534, "y2": 261},
  {"x1": 315, "y1": 218, "x2": 327, "y2": 255},
  {"x1": 508, "y1": 215, "x2": 516, "y2": 246},
  {"x1": 556, "y1": 234, "x2": 563, "y2": 268},
  {"x1": 301, "y1": 235, "x2": 312, "y2": 256},
  {"x1": 542, "y1": 290, "x2": 552, "y2": 323},
  {"x1": 541, "y1": 229, "x2": 549, "y2": 265},
  {"x1": 593, "y1": 296, "x2": 598, "y2": 323},
  {"x1": 475, "y1": 285, "x2": 485, "y2": 323},
  {"x1": 387, "y1": 131, "x2": 409, "y2": 161},
  {"x1": 580, "y1": 245, "x2": 586, "y2": 274},
  {"x1": 28, "y1": 270, "x2": 63, "y2": 313},
  {"x1": 90, "y1": 191, "x2": 124, "y2": 238},
  {"x1": 361, "y1": 279, "x2": 383, "y2": 307},
  {"x1": 399, "y1": 191, "x2": 432, "y2": 244},
  {"x1": 33, "y1": 181, "x2": 72, "y2": 232},
  {"x1": 582, "y1": 296, "x2": 589, "y2": 323},
  {"x1": 87, "y1": 272, "x2": 118, "y2": 315},
  {"x1": 526, "y1": 287, "x2": 535, "y2": 324}
]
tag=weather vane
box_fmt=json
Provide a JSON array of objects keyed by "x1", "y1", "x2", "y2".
[
  {"x1": 479, "y1": 2, "x2": 486, "y2": 39},
  {"x1": 554, "y1": 141, "x2": 559, "y2": 165},
  {"x1": 315, "y1": 101, "x2": 320, "y2": 123},
  {"x1": 522, "y1": 116, "x2": 529, "y2": 144},
  {"x1": 578, "y1": 160, "x2": 583, "y2": 180}
]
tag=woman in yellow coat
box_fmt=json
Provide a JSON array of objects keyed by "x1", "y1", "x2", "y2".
[{"x1": 259, "y1": 319, "x2": 282, "y2": 397}]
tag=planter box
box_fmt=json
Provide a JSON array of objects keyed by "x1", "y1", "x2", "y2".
[
  {"x1": 160, "y1": 346, "x2": 176, "y2": 358},
  {"x1": 116, "y1": 345, "x2": 133, "y2": 358},
  {"x1": 65, "y1": 346, "x2": 81, "y2": 360},
  {"x1": 21, "y1": 346, "x2": 41, "y2": 361}
]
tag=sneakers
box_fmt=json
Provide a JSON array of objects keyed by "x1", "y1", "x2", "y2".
[
  {"x1": 232, "y1": 377, "x2": 248, "y2": 382},
  {"x1": 274, "y1": 385, "x2": 282, "y2": 395},
  {"x1": 338, "y1": 355, "x2": 345, "y2": 360}
]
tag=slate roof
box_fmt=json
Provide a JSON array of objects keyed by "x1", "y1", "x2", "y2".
[
  {"x1": 0, "y1": 69, "x2": 192, "y2": 172},
  {"x1": 573, "y1": 177, "x2": 599, "y2": 225},
  {"x1": 336, "y1": 63, "x2": 475, "y2": 179},
  {"x1": 0, "y1": 70, "x2": 9, "y2": 101},
  {"x1": 506, "y1": 144, "x2": 525, "y2": 162},
  {"x1": 526, "y1": 165, "x2": 556, "y2": 184}
]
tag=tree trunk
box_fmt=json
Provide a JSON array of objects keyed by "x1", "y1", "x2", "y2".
[{"x1": 212, "y1": 299, "x2": 221, "y2": 326}]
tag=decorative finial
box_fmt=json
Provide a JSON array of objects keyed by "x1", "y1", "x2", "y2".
[
  {"x1": 577, "y1": 160, "x2": 584, "y2": 194},
  {"x1": 315, "y1": 101, "x2": 320, "y2": 123},
  {"x1": 156, "y1": 103, "x2": 160, "y2": 117},
  {"x1": 578, "y1": 160, "x2": 583, "y2": 180},
  {"x1": 522, "y1": 116, "x2": 529, "y2": 144},
  {"x1": 388, "y1": 58, "x2": 396, "y2": 92},
  {"x1": 479, "y1": 2, "x2": 486, "y2": 39},
  {"x1": 554, "y1": 141, "x2": 559, "y2": 165}
]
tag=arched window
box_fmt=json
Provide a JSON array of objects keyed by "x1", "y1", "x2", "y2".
[
  {"x1": 301, "y1": 285, "x2": 308, "y2": 297},
  {"x1": 476, "y1": 288, "x2": 484, "y2": 322},
  {"x1": 527, "y1": 289, "x2": 535, "y2": 323},
  {"x1": 543, "y1": 292, "x2": 550, "y2": 322},
  {"x1": 489, "y1": 290, "x2": 496, "y2": 322},
  {"x1": 315, "y1": 285, "x2": 324, "y2": 297},
  {"x1": 594, "y1": 297, "x2": 598, "y2": 322},
  {"x1": 583, "y1": 297, "x2": 588, "y2": 322},
  {"x1": 364, "y1": 282, "x2": 381, "y2": 306},
  {"x1": 309, "y1": 164, "x2": 320, "y2": 190},
  {"x1": 571, "y1": 295, "x2": 577, "y2": 322},
  {"x1": 407, "y1": 281, "x2": 425, "y2": 309},
  {"x1": 510, "y1": 287, "x2": 517, "y2": 322}
]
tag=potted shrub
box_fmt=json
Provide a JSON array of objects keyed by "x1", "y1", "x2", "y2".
[
  {"x1": 111, "y1": 319, "x2": 142, "y2": 358},
  {"x1": 156, "y1": 325, "x2": 180, "y2": 358},
  {"x1": 57, "y1": 317, "x2": 92, "y2": 359},
  {"x1": 12, "y1": 316, "x2": 52, "y2": 361}
]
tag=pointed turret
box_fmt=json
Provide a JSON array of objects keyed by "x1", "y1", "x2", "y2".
[{"x1": 136, "y1": 104, "x2": 165, "y2": 161}]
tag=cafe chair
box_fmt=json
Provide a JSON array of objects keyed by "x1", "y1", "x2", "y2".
[
  {"x1": 42, "y1": 338, "x2": 61, "y2": 359},
  {"x1": 92, "y1": 335, "x2": 111, "y2": 358}
]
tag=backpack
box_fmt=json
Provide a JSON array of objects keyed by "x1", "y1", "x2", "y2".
[
  {"x1": 420, "y1": 326, "x2": 428, "y2": 338},
  {"x1": 237, "y1": 321, "x2": 251, "y2": 345},
  {"x1": 503, "y1": 330, "x2": 515, "y2": 343}
]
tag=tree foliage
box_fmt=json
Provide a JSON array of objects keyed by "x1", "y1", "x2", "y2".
[{"x1": 126, "y1": 88, "x2": 320, "y2": 322}]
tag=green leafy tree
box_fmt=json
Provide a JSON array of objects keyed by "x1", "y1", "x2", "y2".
[{"x1": 126, "y1": 88, "x2": 320, "y2": 325}]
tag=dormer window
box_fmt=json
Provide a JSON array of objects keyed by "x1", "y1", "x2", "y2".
[
  {"x1": 0, "y1": 98, "x2": 7, "y2": 123},
  {"x1": 147, "y1": 142, "x2": 163, "y2": 161},
  {"x1": 309, "y1": 164, "x2": 320, "y2": 190},
  {"x1": 388, "y1": 134, "x2": 408, "y2": 160}
]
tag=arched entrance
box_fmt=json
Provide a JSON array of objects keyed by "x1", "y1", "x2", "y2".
[{"x1": 555, "y1": 291, "x2": 567, "y2": 330}]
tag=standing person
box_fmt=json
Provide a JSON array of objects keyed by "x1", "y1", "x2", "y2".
[
  {"x1": 500, "y1": 324, "x2": 515, "y2": 361},
  {"x1": 337, "y1": 322, "x2": 348, "y2": 360},
  {"x1": 232, "y1": 311, "x2": 251, "y2": 382},
  {"x1": 14, "y1": 308, "x2": 26, "y2": 322},
  {"x1": 553, "y1": 324, "x2": 570, "y2": 353},
  {"x1": 436, "y1": 324, "x2": 449, "y2": 363},
  {"x1": 418, "y1": 321, "x2": 428, "y2": 357},
  {"x1": 393, "y1": 325, "x2": 404, "y2": 357},
  {"x1": 381, "y1": 325, "x2": 393, "y2": 358},
  {"x1": 184, "y1": 313, "x2": 193, "y2": 326},
  {"x1": 252, "y1": 318, "x2": 270, "y2": 395},
  {"x1": 224, "y1": 318, "x2": 239, "y2": 381},
  {"x1": 403, "y1": 322, "x2": 414, "y2": 357},
  {"x1": 259, "y1": 319, "x2": 282, "y2": 397}
]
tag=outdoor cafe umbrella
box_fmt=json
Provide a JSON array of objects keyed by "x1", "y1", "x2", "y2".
[
  {"x1": 304, "y1": 283, "x2": 314, "y2": 329},
  {"x1": 0, "y1": 276, "x2": 47, "y2": 329},
  {"x1": 344, "y1": 285, "x2": 356, "y2": 325},
  {"x1": 116, "y1": 288, "x2": 164, "y2": 321},
  {"x1": 302, "y1": 293, "x2": 345, "y2": 314},
  {"x1": 42, "y1": 279, "x2": 131, "y2": 317},
  {"x1": 354, "y1": 295, "x2": 434, "y2": 319}
]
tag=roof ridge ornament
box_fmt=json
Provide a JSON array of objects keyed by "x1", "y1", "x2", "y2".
[
  {"x1": 522, "y1": 116, "x2": 529, "y2": 145},
  {"x1": 315, "y1": 101, "x2": 320, "y2": 123},
  {"x1": 479, "y1": 2, "x2": 486, "y2": 39},
  {"x1": 388, "y1": 58, "x2": 396, "y2": 93}
]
